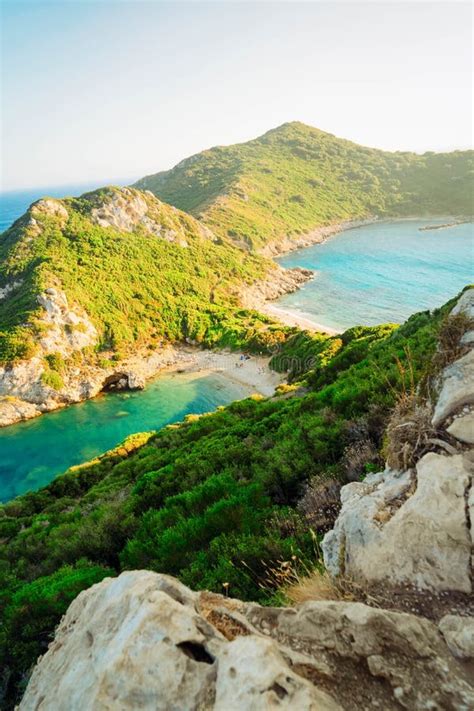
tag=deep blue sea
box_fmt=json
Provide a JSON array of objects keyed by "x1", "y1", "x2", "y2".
[{"x1": 277, "y1": 219, "x2": 474, "y2": 331}]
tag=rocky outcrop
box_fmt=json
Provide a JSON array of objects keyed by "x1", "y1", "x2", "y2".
[
  {"x1": 439, "y1": 614, "x2": 474, "y2": 660},
  {"x1": 323, "y1": 452, "x2": 473, "y2": 592},
  {"x1": 258, "y1": 218, "x2": 376, "y2": 258},
  {"x1": 240, "y1": 264, "x2": 313, "y2": 311},
  {"x1": 19, "y1": 571, "x2": 474, "y2": 711},
  {"x1": 0, "y1": 280, "x2": 22, "y2": 301},
  {"x1": 323, "y1": 287, "x2": 474, "y2": 594},
  {"x1": 0, "y1": 287, "x2": 99, "y2": 425},
  {"x1": 36, "y1": 287, "x2": 97, "y2": 354},
  {"x1": 90, "y1": 187, "x2": 215, "y2": 247},
  {"x1": 0, "y1": 281, "x2": 198, "y2": 426},
  {"x1": 0, "y1": 341, "x2": 188, "y2": 427},
  {"x1": 31, "y1": 198, "x2": 69, "y2": 226}
]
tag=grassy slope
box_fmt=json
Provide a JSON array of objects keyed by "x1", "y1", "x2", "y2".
[
  {"x1": 0, "y1": 187, "x2": 285, "y2": 365},
  {"x1": 135, "y1": 122, "x2": 474, "y2": 250},
  {"x1": 0, "y1": 294, "x2": 459, "y2": 706}
]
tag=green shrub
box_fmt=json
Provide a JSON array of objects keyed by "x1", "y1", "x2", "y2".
[{"x1": 41, "y1": 369, "x2": 65, "y2": 391}]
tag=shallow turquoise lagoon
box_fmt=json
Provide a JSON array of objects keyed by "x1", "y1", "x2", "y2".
[
  {"x1": 0, "y1": 372, "x2": 247, "y2": 502},
  {"x1": 276, "y1": 219, "x2": 474, "y2": 331}
]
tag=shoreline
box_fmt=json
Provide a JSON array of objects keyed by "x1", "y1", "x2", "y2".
[
  {"x1": 260, "y1": 304, "x2": 342, "y2": 335},
  {"x1": 0, "y1": 345, "x2": 285, "y2": 429},
  {"x1": 254, "y1": 214, "x2": 472, "y2": 335},
  {"x1": 258, "y1": 217, "x2": 376, "y2": 258},
  {"x1": 158, "y1": 348, "x2": 285, "y2": 398},
  {"x1": 2, "y1": 214, "x2": 468, "y2": 429}
]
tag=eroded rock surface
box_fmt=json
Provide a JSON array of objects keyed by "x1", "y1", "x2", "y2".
[
  {"x1": 240, "y1": 264, "x2": 313, "y2": 310},
  {"x1": 439, "y1": 614, "x2": 474, "y2": 660},
  {"x1": 90, "y1": 186, "x2": 214, "y2": 247},
  {"x1": 323, "y1": 288, "x2": 474, "y2": 594},
  {"x1": 19, "y1": 571, "x2": 473, "y2": 711},
  {"x1": 323, "y1": 453, "x2": 473, "y2": 592}
]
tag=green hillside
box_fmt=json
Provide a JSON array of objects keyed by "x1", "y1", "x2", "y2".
[
  {"x1": 0, "y1": 186, "x2": 283, "y2": 366},
  {"x1": 135, "y1": 122, "x2": 474, "y2": 251},
  {"x1": 1, "y1": 289, "x2": 467, "y2": 707}
]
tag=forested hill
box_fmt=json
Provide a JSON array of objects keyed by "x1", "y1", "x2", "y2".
[
  {"x1": 1, "y1": 287, "x2": 470, "y2": 707},
  {"x1": 0, "y1": 186, "x2": 278, "y2": 366},
  {"x1": 134, "y1": 121, "x2": 474, "y2": 251}
]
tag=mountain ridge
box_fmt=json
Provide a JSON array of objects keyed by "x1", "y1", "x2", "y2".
[{"x1": 134, "y1": 121, "x2": 473, "y2": 251}]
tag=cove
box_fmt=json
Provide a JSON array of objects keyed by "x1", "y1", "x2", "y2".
[
  {"x1": 0, "y1": 371, "x2": 249, "y2": 502},
  {"x1": 276, "y1": 219, "x2": 474, "y2": 332}
]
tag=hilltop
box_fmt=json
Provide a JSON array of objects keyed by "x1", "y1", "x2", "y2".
[
  {"x1": 135, "y1": 121, "x2": 474, "y2": 252},
  {"x1": 0, "y1": 186, "x2": 304, "y2": 425},
  {"x1": 2, "y1": 287, "x2": 473, "y2": 708}
]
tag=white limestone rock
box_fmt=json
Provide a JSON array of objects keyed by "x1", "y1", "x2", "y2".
[
  {"x1": 214, "y1": 635, "x2": 340, "y2": 711},
  {"x1": 432, "y1": 287, "x2": 474, "y2": 426},
  {"x1": 447, "y1": 412, "x2": 474, "y2": 444},
  {"x1": 31, "y1": 198, "x2": 69, "y2": 225},
  {"x1": 323, "y1": 452, "x2": 472, "y2": 592},
  {"x1": 36, "y1": 288, "x2": 97, "y2": 355},
  {"x1": 0, "y1": 397, "x2": 41, "y2": 427},
  {"x1": 451, "y1": 287, "x2": 474, "y2": 320},
  {"x1": 0, "y1": 280, "x2": 22, "y2": 301},
  {"x1": 19, "y1": 571, "x2": 474, "y2": 711},
  {"x1": 19, "y1": 571, "x2": 341, "y2": 711},
  {"x1": 439, "y1": 615, "x2": 474, "y2": 660},
  {"x1": 432, "y1": 349, "x2": 474, "y2": 426}
]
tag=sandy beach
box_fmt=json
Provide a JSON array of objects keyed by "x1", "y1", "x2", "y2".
[
  {"x1": 163, "y1": 348, "x2": 285, "y2": 397},
  {"x1": 261, "y1": 304, "x2": 342, "y2": 335}
]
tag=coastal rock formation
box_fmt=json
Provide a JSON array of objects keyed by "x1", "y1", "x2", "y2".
[
  {"x1": 240, "y1": 264, "x2": 313, "y2": 310},
  {"x1": 0, "y1": 341, "x2": 186, "y2": 427},
  {"x1": 258, "y1": 219, "x2": 375, "y2": 258},
  {"x1": 36, "y1": 288, "x2": 98, "y2": 354},
  {"x1": 19, "y1": 571, "x2": 473, "y2": 711},
  {"x1": 323, "y1": 287, "x2": 474, "y2": 593},
  {"x1": 31, "y1": 198, "x2": 69, "y2": 226}
]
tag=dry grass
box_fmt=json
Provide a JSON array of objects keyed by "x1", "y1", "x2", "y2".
[
  {"x1": 285, "y1": 569, "x2": 355, "y2": 604},
  {"x1": 433, "y1": 312, "x2": 473, "y2": 371},
  {"x1": 384, "y1": 393, "x2": 436, "y2": 470},
  {"x1": 297, "y1": 478, "x2": 341, "y2": 532}
]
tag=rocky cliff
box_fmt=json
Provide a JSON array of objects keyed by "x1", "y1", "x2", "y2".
[{"x1": 18, "y1": 289, "x2": 474, "y2": 709}]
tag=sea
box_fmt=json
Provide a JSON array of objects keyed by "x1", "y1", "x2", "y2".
[{"x1": 1, "y1": 189, "x2": 473, "y2": 499}]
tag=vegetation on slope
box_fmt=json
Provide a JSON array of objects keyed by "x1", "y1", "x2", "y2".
[
  {"x1": 135, "y1": 122, "x2": 474, "y2": 250},
  {"x1": 0, "y1": 294, "x2": 459, "y2": 706},
  {"x1": 0, "y1": 187, "x2": 283, "y2": 365}
]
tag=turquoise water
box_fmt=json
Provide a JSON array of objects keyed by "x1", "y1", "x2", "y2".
[
  {"x1": 276, "y1": 219, "x2": 474, "y2": 331},
  {"x1": 0, "y1": 371, "x2": 247, "y2": 502}
]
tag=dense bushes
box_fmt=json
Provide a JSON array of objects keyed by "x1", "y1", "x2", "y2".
[
  {"x1": 136, "y1": 121, "x2": 473, "y2": 250},
  {"x1": 0, "y1": 298, "x2": 456, "y2": 706},
  {"x1": 0, "y1": 188, "x2": 284, "y2": 364}
]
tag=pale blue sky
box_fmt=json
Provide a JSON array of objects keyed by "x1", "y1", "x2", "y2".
[{"x1": 1, "y1": 0, "x2": 472, "y2": 190}]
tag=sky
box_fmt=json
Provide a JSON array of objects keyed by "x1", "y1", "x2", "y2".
[{"x1": 1, "y1": 0, "x2": 472, "y2": 191}]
